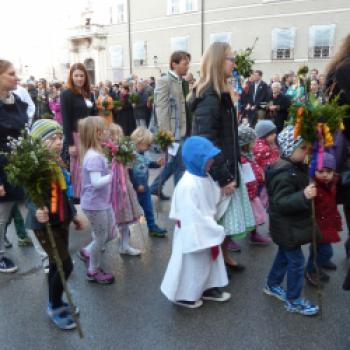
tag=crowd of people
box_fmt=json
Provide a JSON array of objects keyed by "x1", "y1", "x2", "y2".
[{"x1": 1, "y1": 33, "x2": 350, "y2": 331}]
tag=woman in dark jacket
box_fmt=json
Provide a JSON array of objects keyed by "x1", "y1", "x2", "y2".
[
  {"x1": 61, "y1": 63, "x2": 96, "y2": 201},
  {"x1": 36, "y1": 78, "x2": 52, "y2": 120},
  {"x1": 115, "y1": 84, "x2": 136, "y2": 136},
  {"x1": 0, "y1": 60, "x2": 28, "y2": 272},
  {"x1": 190, "y1": 42, "x2": 254, "y2": 271},
  {"x1": 325, "y1": 34, "x2": 350, "y2": 289}
]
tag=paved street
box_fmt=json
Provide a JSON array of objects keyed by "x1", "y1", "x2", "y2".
[{"x1": 1, "y1": 170, "x2": 350, "y2": 350}]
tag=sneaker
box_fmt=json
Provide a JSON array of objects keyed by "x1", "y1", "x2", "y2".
[
  {"x1": 42, "y1": 259, "x2": 50, "y2": 274},
  {"x1": 305, "y1": 271, "x2": 321, "y2": 287},
  {"x1": 0, "y1": 257, "x2": 18, "y2": 273},
  {"x1": 149, "y1": 225, "x2": 167, "y2": 238},
  {"x1": 77, "y1": 249, "x2": 90, "y2": 263},
  {"x1": 202, "y1": 288, "x2": 231, "y2": 302},
  {"x1": 321, "y1": 260, "x2": 337, "y2": 271},
  {"x1": 4, "y1": 235, "x2": 12, "y2": 249},
  {"x1": 174, "y1": 300, "x2": 203, "y2": 309},
  {"x1": 284, "y1": 298, "x2": 319, "y2": 316},
  {"x1": 119, "y1": 246, "x2": 141, "y2": 256},
  {"x1": 47, "y1": 302, "x2": 80, "y2": 317},
  {"x1": 47, "y1": 305, "x2": 77, "y2": 330},
  {"x1": 263, "y1": 284, "x2": 287, "y2": 301},
  {"x1": 17, "y1": 236, "x2": 33, "y2": 247},
  {"x1": 227, "y1": 240, "x2": 241, "y2": 252},
  {"x1": 249, "y1": 232, "x2": 271, "y2": 246},
  {"x1": 87, "y1": 268, "x2": 115, "y2": 284}
]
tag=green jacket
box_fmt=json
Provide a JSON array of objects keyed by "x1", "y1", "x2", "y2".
[{"x1": 266, "y1": 158, "x2": 321, "y2": 250}]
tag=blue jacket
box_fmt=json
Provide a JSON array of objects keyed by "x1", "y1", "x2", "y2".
[{"x1": 130, "y1": 152, "x2": 160, "y2": 189}]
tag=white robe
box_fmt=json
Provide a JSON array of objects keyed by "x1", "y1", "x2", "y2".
[{"x1": 161, "y1": 171, "x2": 228, "y2": 302}]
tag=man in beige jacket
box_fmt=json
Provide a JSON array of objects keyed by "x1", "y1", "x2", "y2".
[{"x1": 150, "y1": 51, "x2": 191, "y2": 200}]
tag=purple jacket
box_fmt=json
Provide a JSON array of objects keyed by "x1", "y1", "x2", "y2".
[{"x1": 49, "y1": 97, "x2": 62, "y2": 124}]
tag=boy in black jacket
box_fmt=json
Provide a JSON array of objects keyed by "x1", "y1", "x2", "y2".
[
  {"x1": 27, "y1": 119, "x2": 83, "y2": 330},
  {"x1": 263, "y1": 126, "x2": 319, "y2": 316}
]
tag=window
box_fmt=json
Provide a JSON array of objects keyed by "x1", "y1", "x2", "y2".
[
  {"x1": 309, "y1": 24, "x2": 336, "y2": 59},
  {"x1": 210, "y1": 32, "x2": 231, "y2": 44},
  {"x1": 133, "y1": 41, "x2": 147, "y2": 66},
  {"x1": 109, "y1": 45, "x2": 123, "y2": 68},
  {"x1": 171, "y1": 36, "x2": 189, "y2": 51},
  {"x1": 271, "y1": 27, "x2": 295, "y2": 60},
  {"x1": 116, "y1": 0, "x2": 126, "y2": 24},
  {"x1": 167, "y1": 0, "x2": 197, "y2": 15}
]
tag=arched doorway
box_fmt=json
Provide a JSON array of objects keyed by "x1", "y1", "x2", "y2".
[{"x1": 84, "y1": 58, "x2": 95, "y2": 84}]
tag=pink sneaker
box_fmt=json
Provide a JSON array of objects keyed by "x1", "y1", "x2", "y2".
[
  {"x1": 87, "y1": 268, "x2": 115, "y2": 284},
  {"x1": 77, "y1": 249, "x2": 90, "y2": 263},
  {"x1": 227, "y1": 240, "x2": 241, "y2": 252},
  {"x1": 249, "y1": 231, "x2": 271, "y2": 246}
]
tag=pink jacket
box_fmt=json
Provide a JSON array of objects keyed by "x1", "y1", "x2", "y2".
[{"x1": 252, "y1": 138, "x2": 279, "y2": 170}]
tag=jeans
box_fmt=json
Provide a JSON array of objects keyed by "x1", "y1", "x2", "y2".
[
  {"x1": 267, "y1": 246, "x2": 305, "y2": 301},
  {"x1": 6, "y1": 203, "x2": 28, "y2": 240},
  {"x1": 149, "y1": 143, "x2": 185, "y2": 194},
  {"x1": 137, "y1": 188, "x2": 156, "y2": 229},
  {"x1": 306, "y1": 243, "x2": 333, "y2": 273}
]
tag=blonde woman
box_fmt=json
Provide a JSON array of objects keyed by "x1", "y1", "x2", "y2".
[
  {"x1": 78, "y1": 116, "x2": 115, "y2": 284},
  {"x1": 190, "y1": 42, "x2": 255, "y2": 273}
]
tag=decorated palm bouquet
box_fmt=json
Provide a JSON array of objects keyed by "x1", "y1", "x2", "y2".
[{"x1": 154, "y1": 129, "x2": 175, "y2": 152}]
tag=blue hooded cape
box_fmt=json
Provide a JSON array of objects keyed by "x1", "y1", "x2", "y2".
[{"x1": 182, "y1": 136, "x2": 221, "y2": 177}]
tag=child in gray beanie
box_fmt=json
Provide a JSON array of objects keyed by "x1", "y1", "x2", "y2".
[{"x1": 263, "y1": 125, "x2": 319, "y2": 316}]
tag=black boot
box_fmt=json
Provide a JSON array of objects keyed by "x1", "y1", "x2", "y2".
[
  {"x1": 345, "y1": 237, "x2": 350, "y2": 259},
  {"x1": 343, "y1": 267, "x2": 350, "y2": 290}
]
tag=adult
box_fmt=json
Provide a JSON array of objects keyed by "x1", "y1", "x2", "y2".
[
  {"x1": 134, "y1": 81, "x2": 150, "y2": 127},
  {"x1": 267, "y1": 82, "x2": 290, "y2": 134},
  {"x1": 96, "y1": 86, "x2": 114, "y2": 124},
  {"x1": 324, "y1": 34, "x2": 350, "y2": 269},
  {"x1": 0, "y1": 60, "x2": 28, "y2": 272},
  {"x1": 149, "y1": 51, "x2": 191, "y2": 200},
  {"x1": 310, "y1": 80, "x2": 325, "y2": 104},
  {"x1": 61, "y1": 62, "x2": 96, "y2": 201},
  {"x1": 190, "y1": 42, "x2": 249, "y2": 271},
  {"x1": 281, "y1": 71, "x2": 294, "y2": 96},
  {"x1": 49, "y1": 82, "x2": 63, "y2": 124},
  {"x1": 244, "y1": 70, "x2": 270, "y2": 127},
  {"x1": 115, "y1": 84, "x2": 136, "y2": 136},
  {"x1": 36, "y1": 78, "x2": 52, "y2": 120},
  {"x1": 13, "y1": 84, "x2": 35, "y2": 126}
]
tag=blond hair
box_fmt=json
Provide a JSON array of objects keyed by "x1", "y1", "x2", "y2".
[
  {"x1": 108, "y1": 123, "x2": 124, "y2": 143},
  {"x1": 131, "y1": 127, "x2": 154, "y2": 146},
  {"x1": 79, "y1": 116, "x2": 106, "y2": 159},
  {"x1": 194, "y1": 42, "x2": 231, "y2": 97}
]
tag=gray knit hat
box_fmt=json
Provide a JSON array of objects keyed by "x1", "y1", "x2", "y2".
[
  {"x1": 238, "y1": 125, "x2": 257, "y2": 146},
  {"x1": 278, "y1": 126, "x2": 303, "y2": 158},
  {"x1": 255, "y1": 120, "x2": 277, "y2": 138}
]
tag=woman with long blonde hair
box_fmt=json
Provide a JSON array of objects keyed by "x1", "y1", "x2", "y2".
[
  {"x1": 190, "y1": 42, "x2": 255, "y2": 273},
  {"x1": 78, "y1": 116, "x2": 116, "y2": 284}
]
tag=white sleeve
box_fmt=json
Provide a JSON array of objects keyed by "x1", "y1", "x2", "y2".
[
  {"x1": 14, "y1": 87, "x2": 35, "y2": 125},
  {"x1": 90, "y1": 171, "x2": 112, "y2": 189}
]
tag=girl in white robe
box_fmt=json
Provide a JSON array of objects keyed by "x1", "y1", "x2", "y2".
[{"x1": 161, "y1": 136, "x2": 230, "y2": 309}]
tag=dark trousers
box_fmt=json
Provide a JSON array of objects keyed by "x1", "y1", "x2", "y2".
[
  {"x1": 34, "y1": 222, "x2": 73, "y2": 308},
  {"x1": 267, "y1": 246, "x2": 305, "y2": 301},
  {"x1": 137, "y1": 188, "x2": 156, "y2": 230},
  {"x1": 306, "y1": 243, "x2": 333, "y2": 272}
]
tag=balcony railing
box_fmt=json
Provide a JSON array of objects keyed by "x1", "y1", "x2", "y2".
[{"x1": 68, "y1": 24, "x2": 107, "y2": 40}]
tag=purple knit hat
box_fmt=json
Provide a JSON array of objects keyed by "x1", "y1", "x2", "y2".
[{"x1": 322, "y1": 152, "x2": 336, "y2": 170}]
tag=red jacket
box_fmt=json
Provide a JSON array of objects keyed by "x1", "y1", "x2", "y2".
[
  {"x1": 253, "y1": 138, "x2": 279, "y2": 170},
  {"x1": 241, "y1": 154, "x2": 264, "y2": 200},
  {"x1": 315, "y1": 179, "x2": 342, "y2": 244}
]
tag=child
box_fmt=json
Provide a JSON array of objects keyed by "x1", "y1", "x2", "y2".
[
  {"x1": 253, "y1": 120, "x2": 280, "y2": 208},
  {"x1": 305, "y1": 152, "x2": 342, "y2": 286},
  {"x1": 79, "y1": 116, "x2": 116, "y2": 284},
  {"x1": 263, "y1": 126, "x2": 319, "y2": 316},
  {"x1": 109, "y1": 123, "x2": 143, "y2": 255},
  {"x1": 27, "y1": 119, "x2": 83, "y2": 330},
  {"x1": 238, "y1": 125, "x2": 270, "y2": 245},
  {"x1": 130, "y1": 127, "x2": 167, "y2": 238},
  {"x1": 161, "y1": 136, "x2": 230, "y2": 308}
]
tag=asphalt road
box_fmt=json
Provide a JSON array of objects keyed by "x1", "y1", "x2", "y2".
[{"x1": 1, "y1": 169, "x2": 350, "y2": 350}]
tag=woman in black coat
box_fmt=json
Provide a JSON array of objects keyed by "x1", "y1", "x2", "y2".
[
  {"x1": 325, "y1": 34, "x2": 350, "y2": 288},
  {"x1": 115, "y1": 85, "x2": 136, "y2": 136},
  {"x1": 61, "y1": 63, "x2": 96, "y2": 201},
  {"x1": 190, "y1": 42, "x2": 246, "y2": 271},
  {"x1": 0, "y1": 60, "x2": 28, "y2": 272}
]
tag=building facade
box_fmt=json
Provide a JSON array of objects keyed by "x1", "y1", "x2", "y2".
[{"x1": 66, "y1": 0, "x2": 350, "y2": 83}]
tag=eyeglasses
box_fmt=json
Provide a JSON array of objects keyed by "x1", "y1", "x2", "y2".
[{"x1": 225, "y1": 57, "x2": 236, "y2": 63}]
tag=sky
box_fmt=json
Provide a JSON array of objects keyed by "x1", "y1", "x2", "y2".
[{"x1": 0, "y1": 0, "x2": 91, "y2": 78}]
